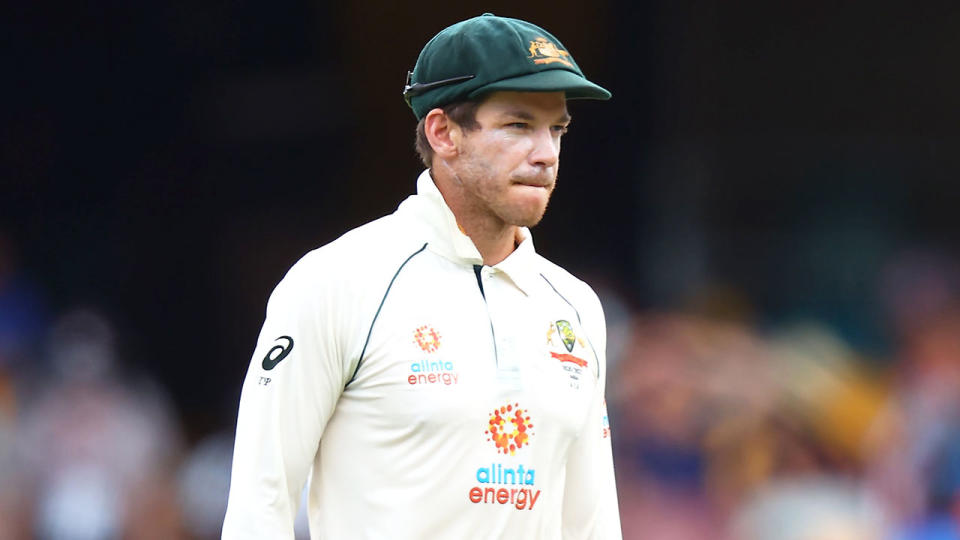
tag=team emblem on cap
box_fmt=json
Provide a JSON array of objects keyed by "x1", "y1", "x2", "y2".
[{"x1": 527, "y1": 37, "x2": 572, "y2": 68}]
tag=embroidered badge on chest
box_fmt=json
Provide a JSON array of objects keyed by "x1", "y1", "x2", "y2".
[{"x1": 546, "y1": 320, "x2": 588, "y2": 389}]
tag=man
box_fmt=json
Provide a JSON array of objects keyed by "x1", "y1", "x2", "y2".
[{"x1": 223, "y1": 13, "x2": 620, "y2": 539}]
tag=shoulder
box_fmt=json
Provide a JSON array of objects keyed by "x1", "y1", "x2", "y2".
[
  {"x1": 271, "y1": 212, "x2": 429, "y2": 305},
  {"x1": 534, "y1": 253, "x2": 609, "y2": 379},
  {"x1": 534, "y1": 254, "x2": 603, "y2": 317}
]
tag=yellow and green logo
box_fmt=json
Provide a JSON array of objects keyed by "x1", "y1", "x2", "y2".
[{"x1": 527, "y1": 37, "x2": 573, "y2": 68}]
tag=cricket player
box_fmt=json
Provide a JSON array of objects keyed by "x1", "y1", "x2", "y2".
[{"x1": 223, "y1": 13, "x2": 621, "y2": 539}]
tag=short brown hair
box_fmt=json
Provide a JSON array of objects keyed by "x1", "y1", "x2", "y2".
[{"x1": 414, "y1": 99, "x2": 483, "y2": 169}]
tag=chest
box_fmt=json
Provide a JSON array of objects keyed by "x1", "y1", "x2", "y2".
[{"x1": 342, "y1": 262, "x2": 600, "y2": 446}]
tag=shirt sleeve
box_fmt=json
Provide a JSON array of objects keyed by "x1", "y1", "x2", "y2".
[
  {"x1": 562, "y1": 294, "x2": 622, "y2": 540},
  {"x1": 223, "y1": 259, "x2": 354, "y2": 539}
]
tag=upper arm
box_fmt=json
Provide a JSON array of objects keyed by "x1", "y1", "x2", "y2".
[
  {"x1": 223, "y1": 258, "x2": 357, "y2": 538},
  {"x1": 561, "y1": 286, "x2": 622, "y2": 540}
]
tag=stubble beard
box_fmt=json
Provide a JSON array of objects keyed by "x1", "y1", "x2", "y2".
[{"x1": 455, "y1": 153, "x2": 557, "y2": 229}]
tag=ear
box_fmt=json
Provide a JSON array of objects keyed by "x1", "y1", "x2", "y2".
[{"x1": 423, "y1": 108, "x2": 461, "y2": 161}]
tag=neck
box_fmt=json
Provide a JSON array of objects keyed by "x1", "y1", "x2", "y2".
[
  {"x1": 460, "y1": 218, "x2": 519, "y2": 266},
  {"x1": 430, "y1": 168, "x2": 519, "y2": 266}
]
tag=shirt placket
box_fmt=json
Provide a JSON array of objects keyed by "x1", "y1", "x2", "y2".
[{"x1": 478, "y1": 267, "x2": 526, "y2": 392}]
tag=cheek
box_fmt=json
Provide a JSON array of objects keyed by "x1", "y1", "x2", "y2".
[
  {"x1": 500, "y1": 146, "x2": 536, "y2": 172},
  {"x1": 473, "y1": 147, "x2": 517, "y2": 175},
  {"x1": 486, "y1": 132, "x2": 533, "y2": 162},
  {"x1": 461, "y1": 132, "x2": 536, "y2": 180}
]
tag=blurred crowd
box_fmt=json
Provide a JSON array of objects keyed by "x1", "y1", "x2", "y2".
[
  {"x1": 604, "y1": 249, "x2": 960, "y2": 539},
  {"x1": 2, "y1": 226, "x2": 960, "y2": 539}
]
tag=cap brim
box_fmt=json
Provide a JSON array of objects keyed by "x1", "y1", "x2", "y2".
[{"x1": 468, "y1": 69, "x2": 611, "y2": 101}]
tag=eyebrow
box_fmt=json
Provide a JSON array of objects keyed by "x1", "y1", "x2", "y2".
[{"x1": 501, "y1": 110, "x2": 573, "y2": 124}]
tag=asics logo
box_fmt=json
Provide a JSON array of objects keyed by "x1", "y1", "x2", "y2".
[{"x1": 262, "y1": 336, "x2": 294, "y2": 371}]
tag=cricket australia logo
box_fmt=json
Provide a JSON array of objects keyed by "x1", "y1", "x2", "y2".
[
  {"x1": 546, "y1": 320, "x2": 589, "y2": 389},
  {"x1": 527, "y1": 37, "x2": 573, "y2": 68}
]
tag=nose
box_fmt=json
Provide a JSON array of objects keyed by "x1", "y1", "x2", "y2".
[{"x1": 528, "y1": 128, "x2": 559, "y2": 169}]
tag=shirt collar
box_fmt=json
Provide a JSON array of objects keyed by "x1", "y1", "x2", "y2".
[
  {"x1": 401, "y1": 169, "x2": 540, "y2": 295},
  {"x1": 493, "y1": 227, "x2": 540, "y2": 296}
]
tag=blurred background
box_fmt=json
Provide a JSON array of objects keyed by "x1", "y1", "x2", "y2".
[{"x1": 4, "y1": 1, "x2": 960, "y2": 538}]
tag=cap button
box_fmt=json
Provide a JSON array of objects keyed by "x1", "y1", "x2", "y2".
[{"x1": 481, "y1": 12, "x2": 495, "y2": 16}]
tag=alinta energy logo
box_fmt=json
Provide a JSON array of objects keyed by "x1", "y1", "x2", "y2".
[
  {"x1": 407, "y1": 325, "x2": 459, "y2": 386},
  {"x1": 485, "y1": 403, "x2": 534, "y2": 455},
  {"x1": 469, "y1": 403, "x2": 541, "y2": 511},
  {"x1": 413, "y1": 325, "x2": 441, "y2": 353},
  {"x1": 601, "y1": 400, "x2": 611, "y2": 439}
]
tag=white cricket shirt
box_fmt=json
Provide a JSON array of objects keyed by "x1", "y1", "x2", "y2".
[{"x1": 223, "y1": 171, "x2": 621, "y2": 539}]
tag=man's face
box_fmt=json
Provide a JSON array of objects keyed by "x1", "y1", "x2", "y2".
[{"x1": 449, "y1": 91, "x2": 570, "y2": 229}]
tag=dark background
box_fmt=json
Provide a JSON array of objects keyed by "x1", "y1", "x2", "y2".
[{"x1": 6, "y1": 1, "x2": 960, "y2": 442}]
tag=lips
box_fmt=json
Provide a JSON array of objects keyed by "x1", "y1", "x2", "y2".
[{"x1": 512, "y1": 177, "x2": 553, "y2": 188}]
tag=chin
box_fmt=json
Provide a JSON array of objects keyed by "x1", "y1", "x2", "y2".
[
  {"x1": 516, "y1": 216, "x2": 546, "y2": 228},
  {"x1": 505, "y1": 205, "x2": 549, "y2": 228}
]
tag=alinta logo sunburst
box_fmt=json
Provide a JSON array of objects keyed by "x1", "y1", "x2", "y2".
[
  {"x1": 471, "y1": 403, "x2": 542, "y2": 510},
  {"x1": 413, "y1": 325, "x2": 441, "y2": 353},
  {"x1": 485, "y1": 403, "x2": 534, "y2": 456}
]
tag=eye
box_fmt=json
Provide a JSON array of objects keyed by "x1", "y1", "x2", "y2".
[
  {"x1": 507, "y1": 122, "x2": 529, "y2": 129},
  {"x1": 551, "y1": 125, "x2": 569, "y2": 135}
]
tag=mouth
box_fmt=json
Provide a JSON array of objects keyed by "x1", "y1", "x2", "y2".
[{"x1": 512, "y1": 178, "x2": 553, "y2": 189}]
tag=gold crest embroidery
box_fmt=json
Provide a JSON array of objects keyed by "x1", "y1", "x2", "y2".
[{"x1": 527, "y1": 37, "x2": 573, "y2": 68}]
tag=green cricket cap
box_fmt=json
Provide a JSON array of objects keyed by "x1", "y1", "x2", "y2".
[{"x1": 404, "y1": 13, "x2": 611, "y2": 120}]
